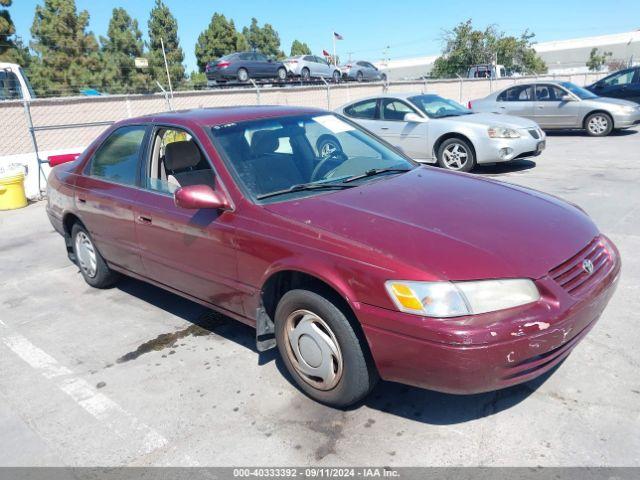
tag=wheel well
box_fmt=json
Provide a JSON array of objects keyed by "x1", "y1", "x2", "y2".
[
  {"x1": 63, "y1": 213, "x2": 82, "y2": 236},
  {"x1": 583, "y1": 110, "x2": 613, "y2": 129},
  {"x1": 433, "y1": 132, "x2": 476, "y2": 159}
]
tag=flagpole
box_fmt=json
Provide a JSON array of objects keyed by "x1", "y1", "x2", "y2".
[{"x1": 333, "y1": 31, "x2": 336, "y2": 66}]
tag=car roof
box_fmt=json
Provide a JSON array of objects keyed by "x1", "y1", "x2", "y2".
[
  {"x1": 340, "y1": 92, "x2": 427, "y2": 104},
  {"x1": 122, "y1": 105, "x2": 327, "y2": 128}
]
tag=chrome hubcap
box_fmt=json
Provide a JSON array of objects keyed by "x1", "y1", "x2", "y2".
[
  {"x1": 284, "y1": 309, "x2": 343, "y2": 390},
  {"x1": 588, "y1": 115, "x2": 608, "y2": 135},
  {"x1": 443, "y1": 143, "x2": 469, "y2": 170},
  {"x1": 238, "y1": 70, "x2": 248, "y2": 82},
  {"x1": 75, "y1": 231, "x2": 97, "y2": 278}
]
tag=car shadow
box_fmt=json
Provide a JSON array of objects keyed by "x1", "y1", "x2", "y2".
[
  {"x1": 544, "y1": 128, "x2": 638, "y2": 137},
  {"x1": 474, "y1": 159, "x2": 537, "y2": 176},
  {"x1": 115, "y1": 276, "x2": 554, "y2": 424}
]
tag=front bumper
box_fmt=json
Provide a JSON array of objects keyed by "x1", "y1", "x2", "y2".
[
  {"x1": 612, "y1": 110, "x2": 640, "y2": 129},
  {"x1": 356, "y1": 240, "x2": 620, "y2": 394},
  {"x1": 475, "y1": 128, "x2": 546, "y2": 164}
]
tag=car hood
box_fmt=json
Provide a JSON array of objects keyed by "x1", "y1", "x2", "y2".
[
  {"x1": 444, "y1": 112, "x2": 538, "y2": 129},
  {"x1": 587, "y1": 96, "x2": 639, "y2": 108},
  {"x1": 264, "y1": 168, "x2": 598, "y2": 281}
]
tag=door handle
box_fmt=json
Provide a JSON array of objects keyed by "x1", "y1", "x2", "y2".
[
  {"x1": 380, "y1": 127, "x2": 390, "y2": 130},
  {"x1": 77, "y1": 197, "x2": 86, "y2": 204},
  {"x1": 137, "y1": 215, "x2": 152, "y2": 224}
]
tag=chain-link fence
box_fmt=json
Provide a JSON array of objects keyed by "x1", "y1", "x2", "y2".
[{"x1": 0, "y1": 72, "x2": 606, "y2": 198}]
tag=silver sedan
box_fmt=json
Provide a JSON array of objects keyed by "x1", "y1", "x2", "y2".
[
  {"x1": 283, "y1": 55, "x2": 341, "y2": 82},
  {"x1": 470, "y1": 81, "x2": 640, "y2": 137},
  {"x1": 334, "y1": 93, "x2": 545, "y2": 172}
]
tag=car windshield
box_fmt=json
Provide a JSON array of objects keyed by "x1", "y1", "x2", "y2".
[
  {"x1": 407, "y1": 94, "x2": 472, "y2": 118},
  {"x1": 559, "y1": 82, "x2": 598, "y2": 100},
  {"x1": 211, "y1": 114, "x2": 414, "y2": 202}
]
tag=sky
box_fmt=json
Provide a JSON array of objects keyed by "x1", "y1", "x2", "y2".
[{"x1": 9, "y1": 0, "x2": 640, "y2": 72}]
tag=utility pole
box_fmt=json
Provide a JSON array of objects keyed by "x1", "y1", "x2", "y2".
[{"x1": 160, "y1": 37, "x2": 174, "y2": 100}]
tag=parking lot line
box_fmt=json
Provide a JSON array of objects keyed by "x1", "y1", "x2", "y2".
[{"x1": 0, "y1": 319, "x2": 169, "y2": 459}]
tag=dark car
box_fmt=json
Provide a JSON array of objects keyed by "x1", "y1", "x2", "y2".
[
  {"x1": 205, "y1": 52, "x2": 287, "y2": 85},
  {"x1": 46, "y1": 106, "x2": 620, "y2": 408},
  {"x1": 587, "y1": 66, "x2": 640, "y2": 104}
]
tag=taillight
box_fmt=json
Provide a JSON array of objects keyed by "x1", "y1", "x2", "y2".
[
  {"x1": 205, "y1": 64, "x2": 212, "y2": 72},
  {"x1": 467, "y1": 101, "x2": 472, "y2": 109},
  {"x1": 217, "y1": 61, "x2": 230, "y2": 68}
]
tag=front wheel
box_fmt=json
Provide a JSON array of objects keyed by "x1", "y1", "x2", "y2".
[
  {"x1": 275, "y1": 289, "x2": 378, "y2": 407},
  {"x1": 301, "y1": 67, "x2": 311, "y2": 82},
  {"x1": 356, "y1": 71, "x2": 364, "y2": 82},
  {"x1": 585, "y1": 112, "x2": 613, "y2": 137},
  {"x1": 71, "y1": 223, "x2": 120, "y2": 288},
  {"x1": 437, "y1": 138, "x2": 476, "y2": 172}
]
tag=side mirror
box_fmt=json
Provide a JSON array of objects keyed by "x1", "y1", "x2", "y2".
[
  {"x1": 561, "y1": 94, "x2": 576, "y2": 102},
  {"x1": 174, "y1": 184, "x2": 230, "y2": 210},
  {"x1": 404, "y1": 112, "x2": 426, "y2": 123}
]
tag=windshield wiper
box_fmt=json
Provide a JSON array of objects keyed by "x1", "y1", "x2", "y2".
[
  {"x1": 256, "y1": 182, "x2": 356, "y2": 200},
  {"x1": 342, "y1": 167, "x2": 412, "y2": 183}
]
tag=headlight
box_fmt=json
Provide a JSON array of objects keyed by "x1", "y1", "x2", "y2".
[
  {"x1": 488, "y1": 126, "x2": 521, "y2": 138},
  {"x1": 385, "y1": 279, "x2": 540, "y2": 318},
  {"x1": 619, "y1": 105, "x2": 637, "y2": 113}
]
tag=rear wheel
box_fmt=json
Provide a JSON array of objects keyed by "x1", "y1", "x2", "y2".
[
  {"x1": 585, "y1": 112, "x2": 613, "y2": 137},
  {"x1": 275, "y1": 289, "x2": 377, "y2": 407},
  {"x1": 437, "y1": 137, "x2": 476, "y2": 172},
  {"x1": 237, "y1": 68, "x2": 249, "y2": 83},
  {"x1": 332, "y1": 70, "x2": 341, "y2": 83},
  {"x1": 71, "y1": 223, "x2": 120, "y2": 288},
  {"x1": 276, "y1": 67, "x2": 287, "y2": 82},
  {"x1": 301, "y1": 67, "x2": 311, "y2": 82}
]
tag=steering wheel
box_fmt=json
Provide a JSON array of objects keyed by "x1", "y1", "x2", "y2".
[
  {"x1": 311, "y1": 151, "x2": 348, "y2": 181},
  {"x1": 434, "y1": 107, "x2": 447, "y2": 117}
]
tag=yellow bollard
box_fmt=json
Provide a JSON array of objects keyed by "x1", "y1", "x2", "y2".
[{"x1": 0, "y1": 172, "x2": 28, "y2": 210}]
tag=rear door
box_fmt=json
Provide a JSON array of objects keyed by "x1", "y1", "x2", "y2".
[
  {"x1": 533, "y1": 84, "x2": 580, "y2": 128},
  {"x1": 74, "y1": 125, "x2": 148, "y2": 274},
  {"x1": 133, "y1": 125, "x2": 243, "y2": 315},
  {"x1": 377, "y1": 98, "x2": 429, "y2": 161},
  {"x1": 495, "y1": 84, "x2": 535, "y2": 119},
  {"x1": 341, "y1": 98, "x2": 380, "y2": 131}
]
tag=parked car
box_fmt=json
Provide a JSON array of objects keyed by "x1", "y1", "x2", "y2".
[
  {"x1": 284, "y1": 55, "x2": 341, "y2": 82},
  {"x1": 467, "y1": 63, "x2": 511, "y2": 79},
  {"x1": 205, "y1": 52, "x2": 287, "y2": 85},
  {"x1": 46, "y1": 106, "x2": 620, "y2": 407},
  {"x1": 336, "y1": 93, "x2": 545, "y2": 172},
  {"x1": 0, "y1": 62, "x2": 35, "y2": 101},
  {"x1": 586, "y1": 66, "x2": 640, "y2": 104},
  {"x1": 341, "y1": 60, "x2": 384, "y2": 82},
  {"x1": 470, "y1": 81, "x2": 640, "y2": 136}
]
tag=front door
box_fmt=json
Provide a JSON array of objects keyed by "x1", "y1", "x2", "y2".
[
  {"x1": 375, "y1": 98, "x2": 429, "y2": 161},
  {"x1": 133, "y1": 126, "x2": 243, "y2": 315},
  {"x1": 74, "y1": 125, "x2": 148, "y2": 274},
  {"x1": 533, "y1": 84, "x2": 580, "y2": 128},
  {"x1": 593, "y1": 68, "x2": 638, "y2": 101}
]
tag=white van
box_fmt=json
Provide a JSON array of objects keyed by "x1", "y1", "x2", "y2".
[{"x1": 0, "y1": 62, "x2": 36, "y2": 101}]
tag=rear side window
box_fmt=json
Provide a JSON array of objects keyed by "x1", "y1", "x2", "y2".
[
  {"x1": 87, "y1": 126, "x2": 146, "y2": 186},
  {"x1": 0, "y1": 70, "x2": 22, "y2": 100},
  {"x1": 344, "y1": 99, "x2": 378, "y2": 119},
  {"x1": 499, "y1": 85, "x2": 533, "y2": 101}
]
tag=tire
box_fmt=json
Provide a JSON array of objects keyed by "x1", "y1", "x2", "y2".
[
  {"x1": 356, "y1": 71, "x2": 364, "y2": 82},
  {"x1": 276, "y1": 67, "x2": 287, "y2": 82},
  {"x1": 275, "y1": 289, "x2": 378, "y2": 407},
  {"x1": 237, "y1": 68, "x2": 249, "y2": 83},
  {"x1": 437, "y1": 137, "x2": 476, "y2": 172},
  {"x1": 71, "y1": 223, "x2": 120, "y2": 288},
  {"x1": 316, "y1": 134, "x2": 342, "y2": 158},
  {"x1": 301, "y1": 67, "x2": 311, "y2": 82},
  {"x1": 332, "y1": 70, "x2": 341, "y2": 83},
  {"x1": 585, "y1": 112, "x2": 613, "y2": 137}
]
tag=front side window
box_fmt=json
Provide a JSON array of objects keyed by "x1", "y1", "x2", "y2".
[
  {"x1": 343, "y1": 99, "x2": 378, "y2": 119},
  {"x1": 211, "y1": 114, "x2": 414, "y2": 202},
  {"x1": 602, "y1": 70, "x2": 634, "y2": 86},
  {"x1": 254, "y1": 53, "x2": 268, "y2": 62},
  {"x1": 381, "y1": 99, "x2": 416, "y2": 121},
  {"x1": 535, "y1": 85, "x2": 568, "y2": 101},
  {"x1": 88, "y1": 126, "x2": 146, "y2": 186},
  {"x1": 559, "y1": 82, "x2": 597, "y2": 100},
  {"x1": 408, "y1": 94, "x2": 472, "y2": 118},
  {"x1": 145, "y1": 127, "x2": 214, "y2": 195}
]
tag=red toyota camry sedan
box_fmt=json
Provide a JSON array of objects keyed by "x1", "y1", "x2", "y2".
[{"x1": 46, "y1": 106, "x2": 620, "y2": 407}]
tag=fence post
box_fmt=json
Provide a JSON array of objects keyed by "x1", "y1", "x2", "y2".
[
  {"x1": 22, "y1": 100, "x2": 46, "y2": 197},
  {"x1": 250, "y1": 79, "x2": 260, "y2": 105},
  {"x1": 125, "y1": 95, "x2": 133, "y2": 118},
  {"x1": 321, "y1": 77, "x2": 331, "y2": 109},
  {"x1": 456, "y1": 75, "x2": 463, "y2": 103}
]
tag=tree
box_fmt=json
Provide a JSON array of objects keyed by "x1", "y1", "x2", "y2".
[
  {"x1": 242, "y1": 18, "x2": 284, "y2": 58},
  {"x1": 99, "y1": 8, "x2": 152, "y2": 93},
  {"x1": 290, "y1": 39, "x2": 311, "y2": 56},
  {"x1": 586, "y1": 47, "x2": 612, "y2": 72},
  {"x1": 431, "y1": 19, "x2": 547, "y2": 78},
  {"x1": 195, "y1": 13, "x2": 245, "y2": 72},
  {"x1": 0, "y1": 0, "x2": 30, "y2": 64},
  {"x1": 148, "y1": 0, "x2": 185, "y2": 90},
  {"x1": 29, "y1": 0, "x2": 102, "y2": 96}
]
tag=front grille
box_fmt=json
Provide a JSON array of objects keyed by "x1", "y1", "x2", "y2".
[
  {"x1": 528, "y1": 129, "x2": 540, "y2": 139},
  {"x1": 549, "y1": 236, "x2": 614, "y2": 297}
]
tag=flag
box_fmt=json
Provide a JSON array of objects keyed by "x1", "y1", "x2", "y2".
[
  {"x1": 333, "y1": 32, "x2": 343, "y2": 40},
  {"x1": 322, "y1": 50, "x2": 330, "y2": 57}
]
